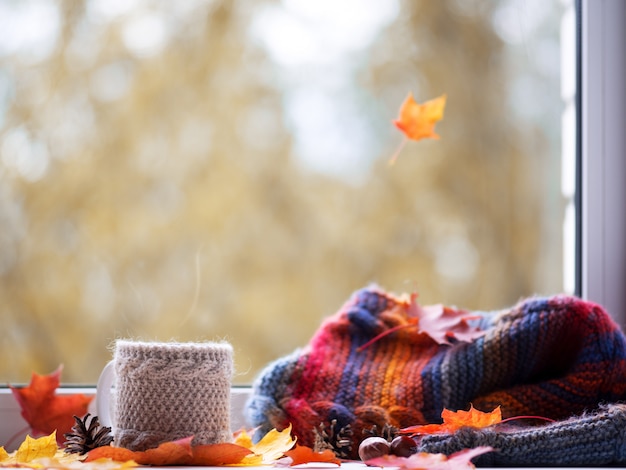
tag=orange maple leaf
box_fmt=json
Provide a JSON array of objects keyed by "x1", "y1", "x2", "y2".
[
  {"x1": 284, "y1": 444, "x2": 341, "y2": 466},
  {"x1": 401, "y1": 405, "x2": 502, "y2": 435},
  {"x1": 85, "y1": 437, "x2": 253, "y2": 466},
  {"x1": 390, "y1": 93, "x2": 447, "y2": 164},
  {"x1": 9, "y1": 366, "x2": 92, "y2": 444}
]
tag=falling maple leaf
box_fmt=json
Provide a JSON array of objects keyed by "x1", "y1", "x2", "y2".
[
  {"x1": 389, "y1": 93, "x2": 447, "y2": 164},
  {"x1": 366, "y1": 446, "x2": 493, "y2": 470},
  {"x1": 9, "y1": 366, "x2": 93, "y2": 444},
  {"x1": 284, "y1": 445, "x2": 341, "y2": 466},
  {"x1": 357, "y1": 293, "x2": 484, "y2": 351},
  {"x1": 401, "y1": 405, "x2": 502, "y2": 435}
]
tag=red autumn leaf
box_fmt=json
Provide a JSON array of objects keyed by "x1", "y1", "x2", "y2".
[
  {"x1": 284, "y1": 445, "x2": 341, "y2": 466},
  {"x1": 85, "y1": 437, "x2": 253, "y2": 466},
  {"x1": 389, "y1": 93, "x2": 446, "y2": 164},
  {"x1": 401, "y1": 406, "x2": 502, "y2": 435},
  {"x1": 366, "y1": 446, "x2": 493, "y2": 470},
  {"x1": 405, "y1": 295, "x2": 484, "y2": 345},
  {"x1": 9, "y1": 365, "x2": 93, "y2": 444},
  {"x1": 357, "y1": 293, "x2": 485, "y2": 351}
]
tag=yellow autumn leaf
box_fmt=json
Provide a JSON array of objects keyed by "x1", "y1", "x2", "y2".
[
  {"x1": 239, "y1": 425, "x2": 296, "y2": 465},
  {"x1": 233, "y1": 429, "x2": 254, "y2": 449},
  {"x1": 15, "y1": 432, "x2": 58, "y2": 463}
]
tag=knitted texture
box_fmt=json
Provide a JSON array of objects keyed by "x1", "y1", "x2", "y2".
[
  {"x1": 113, "y1": 340, "x2": 233, "y2": 451},
  {"x1": 417, "y1": 403, "x2": 626, "y2": 466},
  {"x1": 245, "y1": 286, "x2": 626, "y2": 462}
]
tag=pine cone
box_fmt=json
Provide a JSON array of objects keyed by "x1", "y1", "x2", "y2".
[{"x1": 64, "y1": 413, "x2": 114, "y2": 455}]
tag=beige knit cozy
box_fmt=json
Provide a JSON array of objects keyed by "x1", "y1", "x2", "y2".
[{"x1": 112, "y1": 340, "x2": 233, "y2": 451}]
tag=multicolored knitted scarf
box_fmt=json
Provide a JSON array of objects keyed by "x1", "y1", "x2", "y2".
[{"x1": 245, "y1": 286, "x2": 626, "y2": 464}]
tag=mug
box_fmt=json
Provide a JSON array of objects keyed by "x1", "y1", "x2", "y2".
[{"x1": 96, "y1": 340, "x2": 233, "y2": 451}]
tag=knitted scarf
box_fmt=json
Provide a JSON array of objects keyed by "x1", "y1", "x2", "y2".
[{"x1": 245, "y1": 286, "x2": 626, "y2": 464}]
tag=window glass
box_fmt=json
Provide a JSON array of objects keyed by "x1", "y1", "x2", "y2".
[{"x1": 0, "y1": 0, "x2": 571, "y2": 384}]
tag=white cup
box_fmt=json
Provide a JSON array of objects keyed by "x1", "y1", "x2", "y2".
[{"x1": 96, "y1": 340, "x2": 233, "y2": 451}]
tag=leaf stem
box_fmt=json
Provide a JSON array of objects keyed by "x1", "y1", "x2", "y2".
[
  {"x1": 388, "y1": 136, "x2": 408, "y2": 165},
  {"x1": 356, "y1": 323, "x2": 415, "y2": 352},
  {"x1": 499, "y1": 415, "x2": 556, "y2": 424},
  {"x1": 4, "y1": 425, "x2": 31, "y2": 450}
]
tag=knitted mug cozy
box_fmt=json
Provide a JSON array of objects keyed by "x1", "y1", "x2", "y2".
[
  {"x1": 112, "y1": 340, "x2": 233, "y2": 451},
  {"x1": 245, "y1": 286, "x2": 626, "y2": 463}
]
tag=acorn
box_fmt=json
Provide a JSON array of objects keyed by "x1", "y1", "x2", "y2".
[
  {"x1": 358, "y1": 436, "x2": 391, "y2": 461},
  {"x1": 390, "y1": 435, "x2": 418, "y2": 457}
]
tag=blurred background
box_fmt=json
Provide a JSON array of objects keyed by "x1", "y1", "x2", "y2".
[{"x1": 0, "y1": 0, "x2": 572, "y2": 384}]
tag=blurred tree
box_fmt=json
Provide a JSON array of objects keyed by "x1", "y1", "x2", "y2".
[{"x1": 0, "y1": 0, "x2": 565, "y2": 384}]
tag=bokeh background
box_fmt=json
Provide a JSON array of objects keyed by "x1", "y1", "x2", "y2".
[{"x1": 0, "y1": 0, "x2": 571, "y2": 384}]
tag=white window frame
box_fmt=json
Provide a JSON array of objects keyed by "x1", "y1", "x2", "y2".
[
  {"x1": 1, "y1": 0, "x2": 625, "y2": 458},
  {"x1": 580, "y1": 0, "x2": 626, "y2": 326}
]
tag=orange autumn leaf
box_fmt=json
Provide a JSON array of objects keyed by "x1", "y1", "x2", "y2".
[
  {"x1": 394, "y1": 93, "x2": 446, "y2": 141},
  {"x1": 86, "y1": 436, "x2": 193, "y2": 466},
  {"x1": 284, "y1": 445, "x2": 341, "y2": 466},
  {"x1": 187, "y1": 442, "x2": 254, "y2": 466},
  {"x1": 85, "y1": 437, "x2": 253, "y2": 466},
  {"x1": 401, "y1": 405, "x2": 502, "y2": 435},
  {"x1": 9, "y1": 366, "x2": 93, "y2": 444},
  {"x1": 389, "y1": 93, "x2": 446, "y2": 164}
]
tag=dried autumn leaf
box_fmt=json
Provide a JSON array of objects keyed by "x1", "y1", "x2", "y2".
[
  {"x1": 85, "y1": 437, "x2": 252, "y2": 467},
  {"x1": 366, "y1": 446, "x2": 493, "y2": 470},
  {"x1": 389, "y1": 93, "x2": 447, "y2": 164},
  {"x1": 284, "y1": 445, "x2": 341, "y2": 466},
  {"x1": 0, "y1": 431, "x2": 86, "y2": 468},
  {"x1": 405, "y1": 294, "x2": 484, "y2": 345},
  {"x1": 401, "y1": 406, "x2": 502, "y2": 435},
  {"x1": 15, "y1": 432, "x2": 58, "y2": 462},
  {"x1": 233, "y1": 428, "x2": 254, "y2": 448},
  {"x1": 187, "y1": 443, "x2": 254, "y2": 466},
  {"x1": 242, "y1": 425, "x2": 296, "y2": 464},
  {"x1": 357, "y1": 293, "x2": 485, "y2": 351},
  {"x1": 9, "y1": 366, "x2": 93, "y2": 444}
]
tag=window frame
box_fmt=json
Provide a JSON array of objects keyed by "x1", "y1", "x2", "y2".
[
  {"x1": 1, "y1": 0, "x2": 625, "y2": 454},
  {"x1": 579, "y1": 0, "x2": 626, "y2": 326}
]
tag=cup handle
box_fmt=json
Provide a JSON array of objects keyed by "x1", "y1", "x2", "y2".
[{"x1": 96, "y1": 361, "x2": 116, "y2": 431}]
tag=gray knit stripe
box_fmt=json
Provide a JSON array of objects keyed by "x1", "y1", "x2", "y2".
[{"x1": 417, "y1": 403, "x2": 626, "y2": 466}]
